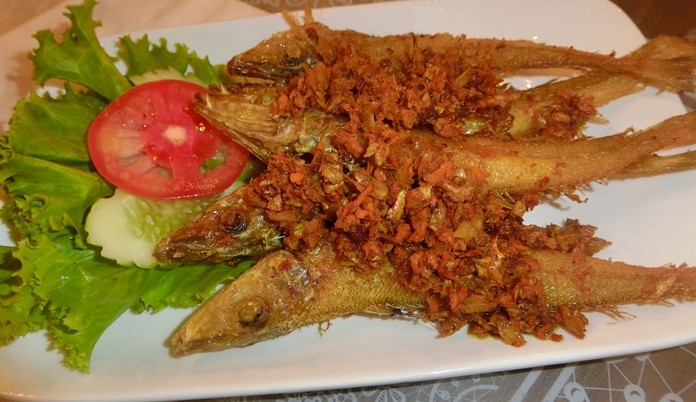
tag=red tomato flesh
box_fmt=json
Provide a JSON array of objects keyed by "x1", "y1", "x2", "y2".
[{"x1": 88, "y1": 80, "x2": 249, "y2": 199}]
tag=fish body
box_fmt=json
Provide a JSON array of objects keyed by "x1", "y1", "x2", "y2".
[
  {"x1": 229, "y1": 21, "x2": 696, "y2": 92},
  {"x1": 171, "y1": 244, "x2": 696, "y2": 355},
  {"x1": 196, "y1": 85, "x2": 696, "y2": 194}
]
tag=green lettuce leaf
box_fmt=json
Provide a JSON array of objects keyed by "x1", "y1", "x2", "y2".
[
  {"x1": 117, "y1": 35, "x2": 228, "y2": 85},
  {"x1": 0, "y1": 0, "x2": 245, "y2": 372},
  {"x1": 4, "y1": 87, "x2": 105, "y2": 164},
  {"x1": 0, "y1": 246, "x2": 47, "y2": 343},
  {"x1": 1, "y1": 232, "x2": 243, "y2": 372},
  {"x1": 0, "y1": 152, "x2": 111, "y2": 240},
  {"x1": 30, "y1": 0, "x2": 132, "y2": 100}
]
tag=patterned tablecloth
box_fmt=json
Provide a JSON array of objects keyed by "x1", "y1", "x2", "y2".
[
  {"x1": 0, "y1": 1, "x2": 695, "y2": 401},
  {"x1": 220, "y1": 344, "x2": 696, "y2": 401}
]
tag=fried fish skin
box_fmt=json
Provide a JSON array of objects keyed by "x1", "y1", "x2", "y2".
[
  {"x1": 228, "y1": 21, "x2": 696, "y2": 92},
  {"x1": 170, "y1": 244, "x2": 696, "y2": 355}
]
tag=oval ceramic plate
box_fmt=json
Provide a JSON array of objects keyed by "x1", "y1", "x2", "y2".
[{"x1": 1, "y1": 0, "x2": 694, "y2": 401}]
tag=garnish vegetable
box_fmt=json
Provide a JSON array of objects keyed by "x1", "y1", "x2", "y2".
[
  {"x1": 0, "y1": 0, "x2": 250, "y2": 372},
  {"x1": 87, "y1": 79, "x2": 250, "y2": 200}
]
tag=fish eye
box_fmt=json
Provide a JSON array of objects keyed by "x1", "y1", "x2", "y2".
[
  {"x1": 220, "y1": 210, "x2": 248, "y2": 234},
  {"x1": 283, "y1": 55, "x2": 301, "y2": 68},
  {"x1": 237, "y1": 297, "x2": 269, "y2": 328}
]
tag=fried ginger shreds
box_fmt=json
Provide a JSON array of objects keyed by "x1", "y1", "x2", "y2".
[
  {"x1": 244, "y1": 31, "x2": 613, "y2": 345},
  {"x1": 241, "y1": 133, "x2": 607, "y2": 345},
  {"x1": 335, "y1": 151, "x2": 603, "y2": 345},
  {"x1": 274, "y1": 34, "x2": 517, "y2": 138}
]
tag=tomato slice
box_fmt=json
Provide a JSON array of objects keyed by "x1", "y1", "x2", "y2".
[{"x1": 88, "y1": 80, "x2": 250, "y2": 199}]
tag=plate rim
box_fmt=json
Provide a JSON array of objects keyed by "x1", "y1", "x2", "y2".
[{"x1": 2, "y1": 0, "x2": 695, "y2": 401}]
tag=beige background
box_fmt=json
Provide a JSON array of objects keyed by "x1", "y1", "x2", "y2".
[{"x1": 3, "y1": 0, "x2": 695, "y2": 38}]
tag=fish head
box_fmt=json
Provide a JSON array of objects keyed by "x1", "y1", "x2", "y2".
[
  {"x1": 194, "y1": 84, "x2": 282, "y2": 161},
  {"x1": 226, "y1": 22, "x2": 332, "y2": 80},
  {"x1": 171, "y1": 250, "x2": 314, "y2": 355},
  {"x1": 195, "y1": 85, "x2": 344, "y2": 161},
  {"x1": 154, "y1": 187, "x2": 283, "y2": 263}
]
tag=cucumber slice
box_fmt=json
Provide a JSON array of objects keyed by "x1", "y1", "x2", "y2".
[{"x1": 86, "y1": 183, "x2": 243, "y2": 268}]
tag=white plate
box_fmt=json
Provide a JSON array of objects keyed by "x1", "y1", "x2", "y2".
[{"x1": 1, "y1": 0, "x2": 694, "y2": 401}]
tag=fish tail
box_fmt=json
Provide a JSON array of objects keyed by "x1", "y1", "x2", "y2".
[
  {"x1": 509, "y1": 73, "x2": 645, "y2": 138},
  {"x1": 633, "y1": 110, "x2": 696, "y2": 151},
  {"x1": 531, "y1": 250, "x2": 696, "y2": 307},
  {"x1": 622, "y1": 35, "x2": 696, "y2": 92},
  {"x1": 614, "y1": 150, "x2": 696, "y2": 178}
]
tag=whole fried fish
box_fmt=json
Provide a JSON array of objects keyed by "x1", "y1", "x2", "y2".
[
  {"x1": 226, "y1": 21, "x2": 696, "y2": 144},
  {"x1": 171, "y1": 242, "x2": 696, "y2": 355},
  {"x1": 195, "y1": 86, "x2": 696, "y2": 193},
  {"x1": 228, "y1": 19, "x2": 696, "y2": 92},
  {"x1": 203, "y1": 71, "x2": 647, "y2": 145}
]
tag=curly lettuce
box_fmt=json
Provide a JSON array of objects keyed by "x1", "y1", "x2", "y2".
[{"x1": 0, "y1": 0, "x2": 243, "y2": 372}]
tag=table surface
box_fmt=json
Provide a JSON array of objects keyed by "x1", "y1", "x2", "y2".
[{"x1": 1, "y1": 1, "x2": 695, "y2": 402}]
